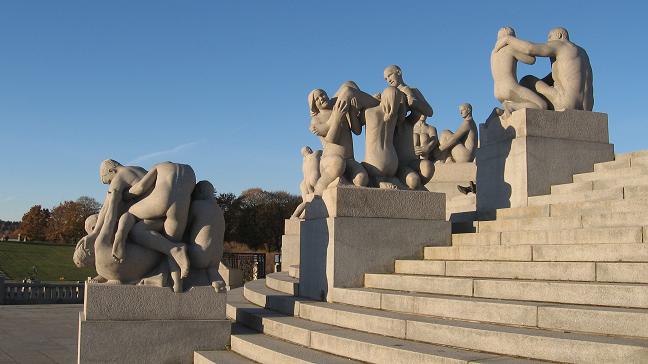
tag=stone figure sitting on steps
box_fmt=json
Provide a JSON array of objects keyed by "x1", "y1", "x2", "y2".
[
  {"x1": 491, "y1": 26, "x2": 547, "y2": 118},
  {"x1": 495, "y1": 27, "x2": 593, "y2": 112},
  {"x1": 434, "y1": 103, "x2": 478, "y2": 163}
]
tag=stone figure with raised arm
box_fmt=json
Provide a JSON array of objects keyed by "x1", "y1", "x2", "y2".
[
  {"x1": 491, "y1": 27, "x2": 548, "y2": 118},
  {"x1": 362, "y1": 86, "x2": 408, "y2": 189},
  {"x1": 435, "y1": 103, "x2": 478, "y2": 163},
  {"x1": 383, "y1": 65, "x2": 435, "y2": 189},
  {"x1": 291, "y1": 146, "x2": 322, "y2": 218},
  {"x1": 111, "y1": 162, "x2": 195, "y2": 290},
  {"x1": 308, "y1": 86, "x2": 373, "y2": 194},
  {"x1": 495, "y1": 27, "x2": 594, "y2": 111},
  {"x1": 185, "y1": 180, "x2": 226, "y2": 291}
]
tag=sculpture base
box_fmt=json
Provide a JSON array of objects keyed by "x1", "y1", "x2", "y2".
[
  {"x1": 298, "y1": 186, "x2": 450, "y2": 301},
  {"x1": 476, "y1": 109, "x2": 614, "y2": 211},
  {"x1": 77, "y1": 283, "x2": 230, "y2": 364}
]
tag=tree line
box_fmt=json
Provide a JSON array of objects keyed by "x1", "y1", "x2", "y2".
[{"x1": 6, "y1": 189, "x2": 300, "y2": 251}]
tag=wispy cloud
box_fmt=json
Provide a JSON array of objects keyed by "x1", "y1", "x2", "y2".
[
  {"x1": 127, "y1": 140, "x2": 202, "y2": 165},
  {"x1": 1, "y1": 196, "x2": 16, "y2": 202}
]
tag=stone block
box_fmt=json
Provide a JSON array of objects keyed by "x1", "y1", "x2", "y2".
[
  {"x1": 394, "y1": 260, "x2": 445, "y2": 275},
  {"x1": 329, "y1": 287, "x2": 381, "y2": 309},
  {"x1": 284, "y1": 218, "x2": 301, "y2": 236},
  {"x1": 501, "y1": 226, "x2": 642, "y2": 246},
  {"x1": 317, "y1": 186, "x2": 445, "y2": 220},
  {"x1": 219, "y1": 263, "x2": 243, "y2": 290},
  {"x1": 550, "y1": 181, "x2": 593, "y2": 195},
  {"x1": 451, "y1": 232, "x2": 501, "y2": 246},
  {"x1": 596, "y1": 263, "x2": 648, "y2": 283},
  {"x1": 364, "y1": 274, "x2": 473, "y2": 296},
  {"x1": 78, "y1": 312, "x2": 230, "y2": 364},
  {"x1": 299, "y1": 209, "x2": 450, "y2": 301},
  {"x1": 84, "y1": 283, "x2": 225, "y2": 321},
  {"x1": 573, "y1": 166, "x2": 647, "y2": 182},
  {"x1": 538, "y1": 305, "x2": 648, "y2": 338},
  {"x1": 495, "y1": 205, "x2": 550, "y2": 220},
  {"x1": 527, "y1": 187, "x2": 622, "y2": 206},
  {"x1": 194, "y1": 350, "x2": 254, "y2": 364},
  {"x1": 477, "y1": 215, "x2": 582, "y2": 233},
  {"x1": 532, "y1": 243, "x2": 648, "y2": 262},
  {"x1": 594, "y1": 158, "x2": 631, "y2": 171},
  {"x1": 473, "y1": 279, "x2": 648, "y2": 308},
  {"x1": 280, "y1": 234, "x2": 300, "y2": 272},
  {"x1": 476, "y1": 109, "x2": 614, "y2": 212},
  {"x1": 445, "y1": 261, "x2": 595, "y2": 281},
  {"x1": 424, "y1": 245, "x2": 532, "y2": 261}
]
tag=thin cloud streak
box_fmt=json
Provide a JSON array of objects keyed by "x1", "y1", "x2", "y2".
[{"x1": 127, "y1": 140, "x2": 202, "y2": 165}]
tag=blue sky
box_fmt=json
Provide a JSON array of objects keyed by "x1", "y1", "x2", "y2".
[{"x1": 1, "y1": 1, "x2": 647, "y2": 220}]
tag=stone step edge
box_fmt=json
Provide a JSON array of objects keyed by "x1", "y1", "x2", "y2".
[
  {"x1": 233, "y1": 286, "x2": 648, "y2": 363},
  {"x1": 265, "y1": 272, "x2": 299, "y2": 296},
  {"x1": 194, "y1": 349, "x2": 256, "y2": 364},
  {"x1": 329, "y1": 286, "x2": 648, "y2": 338},
  {"x1": 229, "y1": 289, "x2": 547, "y2": 363},
  {"x1": 394, "y1": 259, "x2": 648, "y2": 284}
]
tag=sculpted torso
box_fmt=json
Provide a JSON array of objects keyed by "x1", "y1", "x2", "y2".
[
  {"x1": 550, "y1": 41, "x2": 594, "y2": 110},
  {"x1": 363, "y1": 105, "x2": 399, "y2": 177}
]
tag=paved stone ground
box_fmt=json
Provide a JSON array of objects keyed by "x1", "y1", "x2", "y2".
[{"x1": 0, "y1": 304, "x2": 80, "y2": 363}]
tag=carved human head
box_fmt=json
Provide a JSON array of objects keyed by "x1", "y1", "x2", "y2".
[
  {"x1": 308, "y1": 89, "x2": 330, "y2": 116},
  {"x1": 73, "y1": 239, "x2": 95, "y2": 268},
  {"x1": 192, "y1": 180, "x2": 215, "y2": 201},
  {"x1": 301, "y1": 146, "x2": 313, "y2": 157},
  {"x1": 497, "y1": 27, "x2": 515, "y2": 39},
  {"x1": 548, "y1": 27, "x2": 569, "y2": 41},
  {"x1": 99, "y1": 159, "x2": 122, "y2": 184},
  {"x1": 383, "y1": 65, "x2": 404, "y2": 87},
  {"x1": 459, "y1": 103, "x2": 473, "y2": 118}
]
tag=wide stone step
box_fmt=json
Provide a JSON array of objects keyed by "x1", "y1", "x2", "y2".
[
  {"x1": 194, "y1": 348, "x2": 256, "y2": 364},
  {"x1": 266, "y1": 272, "x2": 299, "y2": 296},
  {"x1": 527, "y1": 187, "x2": 623, "y2": 206},
  {"x1": 228, "y1": 323, "x2": 360, "y2": 364},
  {"x1": 550, "y1": 181, "x2": 593, "y2": 195},
  {"x1": 572, "y1": 166, "x2": 648, "y2": 182},
  {"x1": 427, "y1": 243, "x2": 648, "y2": 262},
  {"x1": 236, "y1": 285, "x2": 648, "y2": 362},
  {"x1": 331, "y1": 287, "x2": 648, "y2": 338},
  {"x1": 476, "y1": 215, "x2": 582, "y2": 233},
  {"x1": 243, "y1": 278, "x2": 305, "y2": 316},
  {"x1": 228, "y1": 289, "x2": 525, "y2": 363},
  {"x1": 365, "y1": 273, "x2": 648, "y2": 308},
  {"x1": 396, "y1": 260, "x2": 595, "y2": 281},
  {"x1": 614, "y1": 150, "x2": 648, "y2": 162},
  {"x1": 499, "y1": 226, "x2": 643, "y2": 245},
  {"x1": 593, "y1": 158, "x2": 631, "y2": 171},
  {"x1": 551, "y1": 197, "x2": 648, "y2": 217}
]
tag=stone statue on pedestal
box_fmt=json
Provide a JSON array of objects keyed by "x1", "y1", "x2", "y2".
[
  {"x1": 494, "y1": 27, "x2": 594, "y2": 112},
  {"x1": 73, "y1": 159, "x2": 225, "y2": 293}
]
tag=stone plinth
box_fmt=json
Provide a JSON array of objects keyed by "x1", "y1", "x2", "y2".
[
  {"x1": 78, "y1": 283, "x2": 230, "y2": 364},
  {"x1": 476, "y1": 109, "x2": 614, "y2": 212},
  {"x1": 280, "y1": 219, "x2": 302, "y2": 275},
  {"x1": 298, "y1": 186, "x2": 450, "y2": 301}
]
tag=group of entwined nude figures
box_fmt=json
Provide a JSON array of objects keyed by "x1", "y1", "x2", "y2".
[{"x1": 293, "y1": 26, "x2": 593, "y2": 218}]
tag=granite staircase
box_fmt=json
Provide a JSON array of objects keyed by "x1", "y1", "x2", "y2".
[{"x1": 197, "y1": 150, "x2": 648, "y2": 363}]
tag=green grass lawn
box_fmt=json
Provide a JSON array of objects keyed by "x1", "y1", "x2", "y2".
[{"x1": 0, "y1": 241, "x2": 96, "y2": 281}]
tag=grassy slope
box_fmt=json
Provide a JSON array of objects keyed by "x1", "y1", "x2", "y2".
[{"x1": 0, "y1": 241, "x2": 96, "y2": 281}]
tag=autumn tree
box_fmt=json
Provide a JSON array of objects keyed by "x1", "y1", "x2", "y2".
[
  {"x1": 18, "y1": 205, "x2": 50, "y2": 241},
  {"x1": 46, "y1": 197, "x2": 101, "y2": 244}
]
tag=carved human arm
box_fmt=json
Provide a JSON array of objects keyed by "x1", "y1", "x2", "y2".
[
  {"x1": 415, "y1": 126, "x2": 439, "y2": 156},
  {"x1": 402, "y1": 87, "x2": 433, "y2": 117},
  {"x1": 127, "y1": 167, "x2": 158, "y2": 198},
  {"x1": 498, "y1": 36, "x2": 556, "y2": 57},
  {"x1": 514, "y1": 50, "x2": 536, "y2": 65},
  {"x1": 324, "y1": 100, "x2": 348, "y2": 144},
  {"x1": 439, "y1": 121, "x2": 471, "y2": 151}
]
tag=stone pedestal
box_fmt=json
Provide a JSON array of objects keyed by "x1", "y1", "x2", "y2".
[
  {"x1": 476, "y1": 109, "x2": 614, "y2": 212},
  {"x1": 280, "y1": 219, "x2": 302, "y2": 277},
  {"x1": 298, "y1": 186, "x2": 450, "y2": 302},
  {"x1": 78, "y1": 283, "x2": 230, "y2": 364}
]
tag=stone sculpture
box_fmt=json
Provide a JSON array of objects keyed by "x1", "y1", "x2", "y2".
[
  {"x1": 491, "y1": 27, "x2": 548, "y2": 118},
  {"x1": 73, "y1": 159, "x2": 225, "y2": 293},
  {"x1": 308, "y1": 87, "x2": 370, "y2": 194},
  {"x1": 413, "y1": 118, "x2": 439, "y2": 160},
  {"x1": 362, "y1": 86, "x2": 407, "y2": 189},
  {"x1": 495, "y1": 27, "x2": 594, "y2": 112},
  {"x1": 291, "y1": 146, "x2": 322, "y2": 218},
  {"x1": 385, "y1": 65, "x2": 436, "y2": 189},
  {"x1": 434, "y1": 103, "x2": 478, "y2": 163}
]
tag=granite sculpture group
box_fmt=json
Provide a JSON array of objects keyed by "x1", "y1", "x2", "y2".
[
  {"x1": 73, "y1": 160, "x2": 225, "y2": 293},
  {"x1": 293, "y1": 26, "x2": 593, "y2": 218}
]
